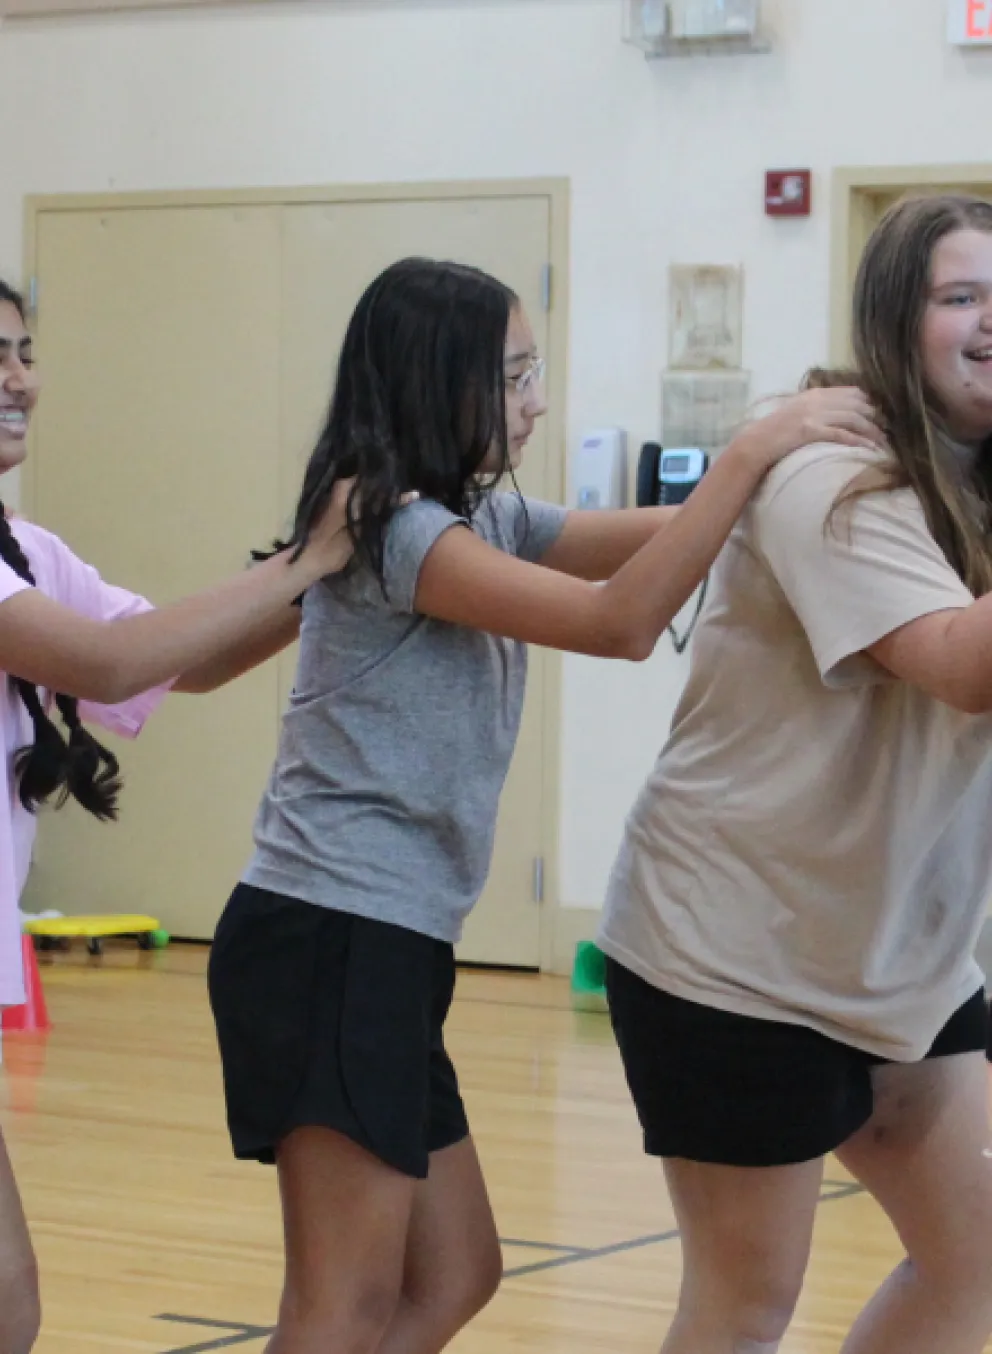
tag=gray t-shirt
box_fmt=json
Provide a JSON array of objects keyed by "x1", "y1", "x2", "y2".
[{"x1": 243, "y1": 491, "x2": 567, "y2": 943}]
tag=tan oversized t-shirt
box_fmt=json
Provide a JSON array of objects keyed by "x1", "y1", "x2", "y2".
[{"x1": 598, "y1": 443, "x2": 992, "y2": 1061}]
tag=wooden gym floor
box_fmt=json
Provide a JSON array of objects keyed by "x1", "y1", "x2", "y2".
[{"x1": 1, "y1": 942, "x2": 987, "y2": 1353}]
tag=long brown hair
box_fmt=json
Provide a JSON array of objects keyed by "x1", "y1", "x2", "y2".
[{"x1": 814, "y1": 193, "x2": 992, "y2": 596}]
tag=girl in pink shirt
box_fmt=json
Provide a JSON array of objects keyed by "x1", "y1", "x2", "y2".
[{"x1": 0, "y1": 279, "x2": 355, "y2": 1354}]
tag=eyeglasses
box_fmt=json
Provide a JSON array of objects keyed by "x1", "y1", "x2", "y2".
[{"x1": 507, "y1": 355, "x2": 546, "y2": 397}]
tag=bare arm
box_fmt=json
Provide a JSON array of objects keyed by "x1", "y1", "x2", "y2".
[
  {"x1": 415, "y1": 388, "x2": 881, "y2": 660},
  {"x1": 539, "y1": 389, "x2": 879, "y2": 583},
  {"x1": 416, "y1": 447, "x2": 767, "y2": 659},
  {"x1": 0, "y1": 550, "x2": 328, "y2": 705},
  {"x1": 129, "y1": 485, "x2": 415, "y2": 696},
  {"x1": 172, "y1": 607, "x2": 301, "y2": 694},
  {"x1": 0, "y1": 483, "x2": 354, "y2": 704},
  {"x1": 868, "y1": 599, "x2": 992, "y2": 714},
  {"x1": 539, "y1": 507, "x2": 678, "y2": 581}
]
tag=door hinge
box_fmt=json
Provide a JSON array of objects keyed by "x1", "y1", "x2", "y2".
[
  {"x1": 533, "y1": 856, "x2": 545, "y2": 904},
  {"x1": 540, "y1": 264, "x2": 552, "y2": 312},
  {"x1": 26, "y1": 277, "x2": 38, "y2": 317}
]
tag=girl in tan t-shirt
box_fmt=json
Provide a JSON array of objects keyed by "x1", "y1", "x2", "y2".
[{"x1": 600, "y1": 193, "x2": 992, "y2": 1354}]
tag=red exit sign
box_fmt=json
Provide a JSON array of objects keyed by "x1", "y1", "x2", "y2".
[{"x1": 949, "y1": 0, "x2": 992, "y2": 43}]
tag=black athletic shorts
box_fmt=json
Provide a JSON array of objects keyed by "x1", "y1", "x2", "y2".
[
  {"x1": 605, "y1": 956, "x2": 988, "y2": 1168},
  {"x1": 208, "y1": 883, "x2": 470, "y2": 1179}
]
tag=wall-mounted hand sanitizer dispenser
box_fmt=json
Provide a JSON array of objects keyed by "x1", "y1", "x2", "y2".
[{"x1": 573, "y1": 429, "x2": 627, "y2": 510}]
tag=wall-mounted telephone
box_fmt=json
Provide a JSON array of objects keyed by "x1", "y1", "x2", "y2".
[
  {"x1": 636, "y1": 442, "x2": 712, "y2": 654},
  {"x1": 636, "y1": 443, "x2": 710, "y2": 507}
]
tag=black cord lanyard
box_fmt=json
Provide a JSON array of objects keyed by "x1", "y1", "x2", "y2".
[{"x1": 668, "y1": 575, "x2": 709, "y2": 656}]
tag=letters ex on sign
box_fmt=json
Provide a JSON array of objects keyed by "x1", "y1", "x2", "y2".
[{"x1": 949, "y1": 0, "x2": 992, "y2": 44}]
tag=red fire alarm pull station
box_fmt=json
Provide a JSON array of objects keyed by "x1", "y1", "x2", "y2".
[{"x1": 765, "y1": 169, "x2": 812, "y2": 217}]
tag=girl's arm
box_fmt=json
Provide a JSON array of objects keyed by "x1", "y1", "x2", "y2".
[
  {"x1": 869, "y1": 604, "x2": 992, "y2": 714},
  {"x1": 27, "y1": 525, "x2": 300, "y2": 709},
  {"x1": 415, "y1": 389, "x2": 881, "y2": 660},
  {"x1": 539, "y1": 392, "x2": 880, "y2": 583},
  {"x1": 172, "y1": 609, "x2": 301, "y2": 693},
  {"x1": 0, "y1": 488, "x2": 352, "y2": 705},
  {"x1": 539, "y1": 507, "x2": 677, "y2": 581}
]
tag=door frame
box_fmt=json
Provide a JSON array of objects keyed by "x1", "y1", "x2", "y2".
[
  {"x1": 23, "y1": 176, "x2": 570, "y2": 972},
  {"x1": 831, "y1": 162, "x2": 992, "y2": 363}
]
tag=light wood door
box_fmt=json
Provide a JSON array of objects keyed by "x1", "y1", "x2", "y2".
[
  {"x1": 23, "y1": 204, "x2": 284, "y2": 939},
  {"x1": 24, "y1": 190, "x2": 560, "y2": 967}
]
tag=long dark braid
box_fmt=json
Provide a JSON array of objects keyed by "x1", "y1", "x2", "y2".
[
  {"x1": 0, "y1": 279, "x2": 121, "y2": 820},
  {"x1": 0, "y1": 511, "x2": 122, "y2": 820}
]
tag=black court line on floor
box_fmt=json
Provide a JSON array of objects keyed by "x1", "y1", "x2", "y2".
[
  {"x1": 153, "y1": 1178, "x2": 865, "y2": 1353},
  {"x1": 154, "y1": 1315, "x2": 272, "y2": 1354}
]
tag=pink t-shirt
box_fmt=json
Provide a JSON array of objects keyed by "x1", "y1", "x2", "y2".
[{"x1": 0, "y1": 519, "x2": 170, "y2": 1006}]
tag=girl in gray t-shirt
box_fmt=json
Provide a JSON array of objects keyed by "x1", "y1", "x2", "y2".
[{"x1": 207, "y1": 256, "x2": 880, "y2": 1354}]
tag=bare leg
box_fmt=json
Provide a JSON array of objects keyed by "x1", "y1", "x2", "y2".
[
  {"x1": 264, "y1": 1127, "x2": 416, "y2": 1354},
  {"x1": 374, "y1": 1136, "x2": 501, "y2": 1354},
  {"x1": 660, "y1": 1155, "x2": 823, "y2": 1354},
  {"x1": 837, "y1": 1053, "x2": 992, "y2": 1354},
  {"x1": 0, "y1": 1127, "x2": 41, "y2": 1354}
]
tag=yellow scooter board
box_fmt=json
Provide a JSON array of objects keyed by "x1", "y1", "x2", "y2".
[{"x1": 25, "y1": 915, "x2": 170, "y2": 957}]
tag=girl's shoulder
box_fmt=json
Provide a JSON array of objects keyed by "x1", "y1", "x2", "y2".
[
  {"x1": 8, "y1": 515, "x2": 63, "y2": 552},
  {"x1": 7, "y1": 516, "x2": 86, "y2": 583},
  {"x1": 4, "y1": 518, "x2": 110, "y2": 609}
]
